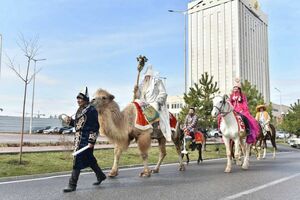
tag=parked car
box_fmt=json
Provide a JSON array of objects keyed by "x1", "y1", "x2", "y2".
[
  {"x1": 208, "y1": 129, "x2": 222, "y2": 138},
  {"x1": 43, "y1": 127, "x2": 59, "y2": 134},
  {"x1": 34, "y1": 126, "x2": 51, "y2": 134},
  {"x1": 276, "y1": 131, "x2": 290, "y2": 139},
  {"x1": 57, "y1": 127, "x2": 71, "y2": 134},
  {"x1": 287, "y1": 137, "x2": 300, "y2": 148},
  {"x1": 62, "y1": 127, "x2": 75, "y2": 134}
]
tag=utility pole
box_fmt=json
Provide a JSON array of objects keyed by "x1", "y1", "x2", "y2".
[
  {"x1": 0, "y1": 34, "x2": 2, "y2": 78},
  {"x1": 168, "y1": 1, "x2": 203, "y2": 94},
  {"x1": 29, "y1": 58, "x2": 46, "y2": 134}
]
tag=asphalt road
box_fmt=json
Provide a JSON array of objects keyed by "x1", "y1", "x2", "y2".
[{"x1": 0, "y1": 145, "x2": 300, "y2": 200}]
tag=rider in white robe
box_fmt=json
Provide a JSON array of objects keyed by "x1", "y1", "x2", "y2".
[{"x1": 134, "y1": 66, "x2": 172, "y2": 142}]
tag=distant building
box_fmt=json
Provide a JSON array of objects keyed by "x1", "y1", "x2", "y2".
[
  {"x1": 188, "y1": 0, "x2": 270, "y2": 102},
  {"x1": 272, "y1": 103, "x2": 290, "y2": 124},
  {"x1": 166, "y1": 95, "x2": 185, "y2": 118}
]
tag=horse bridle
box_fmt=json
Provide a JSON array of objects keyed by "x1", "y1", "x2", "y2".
[{"x1": 213, "y1": 99, "x2": 233, "y2": 117}]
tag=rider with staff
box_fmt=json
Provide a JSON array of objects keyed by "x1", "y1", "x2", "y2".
[
  {"x1": 134, "y1": 65, "x2": 172, "y2": 142},
  {"x1": 229, "y1": 78, "x2": 260, "y2": 143},
  {"x1": 62, "y1": 87, "x2": 106, "y2": 193}
]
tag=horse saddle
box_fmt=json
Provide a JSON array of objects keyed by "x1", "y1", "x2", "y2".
[{"x1": 233, "y1": 112, "x2": 246, "y2": 138}]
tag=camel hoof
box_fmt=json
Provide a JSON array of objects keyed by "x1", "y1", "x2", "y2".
[
  {"x1": 139, "y1": 172, "x2": 151, "y2": 177},
  {"x1": 108, "y1": 171, "x2": 118, "y2": 177},
  {"x1": 151, "y1": 169, "x2": 159, "y2": 174}
]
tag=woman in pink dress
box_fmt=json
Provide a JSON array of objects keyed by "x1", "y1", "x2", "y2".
[{"x1": 229, "y1": 79, "x2": 260, "y2": 144}]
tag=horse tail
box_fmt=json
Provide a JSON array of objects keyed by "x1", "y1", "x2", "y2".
[{"x1": 270, "y1": 124, "x2": 277, "y2": 150}]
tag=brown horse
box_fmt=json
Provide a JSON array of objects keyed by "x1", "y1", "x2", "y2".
[{"x1": 253, "y1": 123, "x2": 277, "y2": 159}]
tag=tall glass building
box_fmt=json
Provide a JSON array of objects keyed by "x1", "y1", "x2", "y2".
[{"x1": 187, "y1": 0, "x2": 270, "y2": 102}]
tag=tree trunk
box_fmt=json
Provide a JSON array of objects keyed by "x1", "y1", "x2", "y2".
[
  {"x1": 19, "y1": 58, "x2": 31, "y2": 164},
  {"x1": 19, "y1": 82, "x2": 28, "y2": 164}
]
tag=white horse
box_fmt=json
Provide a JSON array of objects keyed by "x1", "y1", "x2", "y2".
[{"x1": 211, "y1": 95, "x2": 250, "y2": 173}]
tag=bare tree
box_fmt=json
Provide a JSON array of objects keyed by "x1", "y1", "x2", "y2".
[{"x1": 6, "y1": 34, "x2": 41, "y2": 164}]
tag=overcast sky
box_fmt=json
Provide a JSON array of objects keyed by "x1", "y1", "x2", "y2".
[{"x1": 0, "y1": 0, "x2": 299, "y2": 117}]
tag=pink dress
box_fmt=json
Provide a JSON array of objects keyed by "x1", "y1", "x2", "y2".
[{"x1": 230, "y1": 92, "x2": 260, "y2": 144}]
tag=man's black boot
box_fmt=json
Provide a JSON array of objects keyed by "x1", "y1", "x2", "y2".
[
  {"x1": 91, "y1": 164, "x2": 106, "y2": 185},
  {"x1": 63, "y1": 169, "x2": 80, "y2": 193}
]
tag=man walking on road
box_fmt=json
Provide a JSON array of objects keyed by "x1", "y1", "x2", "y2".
[{"x1": 63, "y1": 87, "x2": 106, "y2": 193}]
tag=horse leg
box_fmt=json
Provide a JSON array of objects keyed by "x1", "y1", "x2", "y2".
[
  {"x1": 242, "y1": 142, "x2": 250, "y2": 170},
  {"x1": 223, "y1": 137, "x2": 232, "y2": 173},
  {"x1": 262, "y1": 139, "x2": 267, "y2": 159},
  {"x1": 252, "y1": 141, "x2": 258, "y2": 158},
  {"x1": 270, "y1": 131, "x2": 277, "y2": 160},
  {"x1": 109, "y1": 145, "x2": 122, "y2": 177},
  {"x1": 186, "y1": 153, "x2": 190, "y2": 165},
  {"x1": 257, "y1": 139, "x2": 262, "y2": 160},
  {"x1": 137, "y1": 133, "x2": 151, "y2": 177},
  {"x1": 151, "y1": 137, "x2": 167, "y2": 173},
  {"x1": 203, "y1": 136, "x2": 207, "y2": 152},
  {"x1": 173, "y1": 131, "x2": 185, "y2": 171},
  {"x1": 234, "y1": 138, "x2": 242, "y2": 166},
  {"x1": 197, "y1": 144, "x2": 203, "y2": 164}
]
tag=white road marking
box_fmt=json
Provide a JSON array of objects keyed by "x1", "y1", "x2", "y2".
[
  {"x1": 0, "y1": 158, "x2": 226, "y2": 185},
  {"x1": 221, "y1": 172, "x2": 300, "y2": 200},
  {"x1": 0, "y1": 151, "x2": 291, "y2": 185}
]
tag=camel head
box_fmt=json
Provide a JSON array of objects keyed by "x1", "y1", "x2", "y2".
[{"x1": 91, "y1": 89, "x2": 115, "y2": 110}]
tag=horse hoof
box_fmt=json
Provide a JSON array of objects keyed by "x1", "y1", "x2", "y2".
[
  {"x1": 224, "y1": 168, "x2": 231, "y2": 173},
  {"x1": 242, "y1": 164, "x2": 249, "y2": 170},
  {"x1": 179, "y1": 165, "x2": 185, "y2": 171},
  {"x1": 151, "y1": 169, "x2": 159, "y2": 174},
  {"x1": 236, "y1": 161, "x2": 242, "y2": 166},
  {"x1": 108, "y1": 171, "x2": 118, "y2": 177}
]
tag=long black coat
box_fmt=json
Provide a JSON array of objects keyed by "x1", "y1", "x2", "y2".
[{"x1": 69, "y1": 105, "x2": 99, "y2": 170}]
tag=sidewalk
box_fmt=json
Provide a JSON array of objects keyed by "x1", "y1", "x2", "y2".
[{"x1": 0, "y1": 140, "x2": 222, "y2": 154}]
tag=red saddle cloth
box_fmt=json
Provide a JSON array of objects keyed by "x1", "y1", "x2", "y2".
[
  {"x1": 133, "y1": 102, "x2": 177, "y2": 131},
  {"x1": 169, "y1": 112, "x2": 177, "y2": 131},
  {"x1": 194, "y1": 131, "x2": 204, "y2": 144}
]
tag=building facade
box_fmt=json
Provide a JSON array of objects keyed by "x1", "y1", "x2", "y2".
[
  {"x1": 187, "y1": 0, "x2": 270, "y2": 102},
  {"x1": 166, "y1": 95, "x2": 185, "y2": 118}
]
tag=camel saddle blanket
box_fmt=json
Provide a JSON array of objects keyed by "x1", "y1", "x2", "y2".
[
  {"x1": 133, "y1": 100, "x2": 177, "y2": 131},
  {"x1": 169, "y1": 112, "x2": 177, "y2": 131}
]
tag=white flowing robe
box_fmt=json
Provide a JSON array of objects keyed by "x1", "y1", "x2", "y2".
[{"x1": 137, "y1": 77, "x2": 172, "y2": 141}]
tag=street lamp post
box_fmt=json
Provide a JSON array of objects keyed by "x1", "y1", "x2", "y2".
[
  {"x1": 168, "y1": 1, "x2": 203, "y2": 94},
  {"x1": 274, "y1": 87, "x2": 282, "y2": 116},
  {"x1": 29, "y1": 58, "x2": 46, "y2": 134},
  {"x1": 0, "y1": 34, "x2": 2, "y2": 78}
]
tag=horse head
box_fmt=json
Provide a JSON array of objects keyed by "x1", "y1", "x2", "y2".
[{"x1": 211, "y1": 95, "x2": 229, "y2": 117}]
